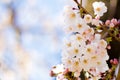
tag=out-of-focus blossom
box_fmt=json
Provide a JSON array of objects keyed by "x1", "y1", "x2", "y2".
[{"x1": 52, "y1": 64, "x2": 64, "y2": 74}]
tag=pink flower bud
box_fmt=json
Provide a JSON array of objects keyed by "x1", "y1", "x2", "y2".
[
  {"x1": 111, "y1": 18, "x2": 118, "y2": 25},
  {"x1": 105, "y1": 20, "x2": 110, "y2": 26},
  {"x1": 77, "y1": 78, "x2": 81, "y2": 80},
  {"x1": 50, "y1": 70, "x2": 55, "y2": 77},
  {"x1": 95, "y1": 16, "x2": 100, "y2": 20},
  {"x1": 110, "y1": 58, "x2": 119, "y2": 65},
  {"x1": 110, "y1": 59, "x2": 113, "y2": 64},
  {"x1": 113, "y1": 58, "x2": 118, "y2": 65},
  {"x1": 89, "y1": 35, "x2": 95, "y2": 41},
  {"x1": 63, "y1": 68, "x2": 69, "y2": 74},
  {"x1": 107, "y1": 45, "x2": 111, "y2": 49}
]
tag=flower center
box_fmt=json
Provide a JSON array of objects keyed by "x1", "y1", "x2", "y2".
[
  {"x1": 74, "y1": 61, "x2": 79, "y2": 66},
  {"x1": 68, "y1": 26, "x2": 73, "y2": 31},
  {"x1": 67, "y1": 60, "x2": 72, "y2": 64},
  {"x1": 91, "y1": 56, "x2": 97, "y2": 59},
  {"x1": 67, "y1": 43, "x2": 71, "y2": 47},
  {"x1": 86, "y1": 17, "x2": 90, "y2": 20},
  {"x1": 87, "y1": 48, "x2": 92, "y2": 53},
  {"x1": 76, "y1": 36, "x2": 82, "y2": 41},
  {"x1": 70, "y1": 13, "x2": 76, "y2": 18},
  {"x1": 97, "y1": 62, "x2": 101, "y2": 65},
  {"x1": 96, "y1": 7, "x2": 101, "y2": 11},
  {"x1": 74, "y1": 48, "x2": 79, "y2": 54},
  {"x1": 83, "y1": 59, "x2": 88, "y2": 64},
  {"x1": 77, "y1": 24, "x2": 82, "y2": 29}
]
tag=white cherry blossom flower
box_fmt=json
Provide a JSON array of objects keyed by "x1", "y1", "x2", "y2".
[
  {"x1": 81, "y1": 56, "x2": 91, "y2": 71},
  {"x1": 85, "y1": 45, "x2": 96, "y2": 56},
  {"x1": 63, "y1": 5, "x2": 76, "y2": 25},
  {"x1": 96, "y1": 48, "x2": 109, "y2": 60},
  {"x1": 74, "y1": 71, "x2": 80, "y2": 77},
  {"x1": 75, "y1": 18, "x2": 89, "y2": 34},
  {"x1": 75, "y1": 34, "x2": 85, "y2": 42},
  {"x1": 70, "y1": 44, "x2": 81, "y2": 57},
  {"x1": 56, "y1": 74, "x2": 65, "y2": 80},
  {"x1": 64, "y1": 11, "x2": 76, "y2": 25},
  {"x1": 92, "y1": 1, "x2": 107, "y2": 17},
  {"x1": 70, "y1": 34, "x2": 86, "y2": 46},
  {"x1": 84, "y1": 14, "x2": 92, "y2": 23},
  {"x1": 62, "y1": 56, "x2": 73, "y2": 70},
  {"x1": 52, "y1": 64, "x2": 64, "y2": 74},
  {"x1": 98, "y1": 39, "x2": 107, "y2": 48},
  {"x1": 63, "y1": 5, "x2": 81, "y2": 25},
  {"x1": 63, "y1": 38, "x2": 72, "y2": 48},
  {"x1": 96, "y1": 61, "x2": 109, "y2": 73},
  {"x1": 64, "y1": 25, "x2": 75, "y2": 34},
  {"x1": 70, "y1": 58, "x2": 82, "y2": 72}
]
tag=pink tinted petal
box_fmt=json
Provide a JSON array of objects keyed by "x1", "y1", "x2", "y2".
[
  {"x1": 111, "y1": 18, "x2": 118, "y2": 25},
  {"x1": 105, "y1": 20, "x2": 110, "y2": 26}
]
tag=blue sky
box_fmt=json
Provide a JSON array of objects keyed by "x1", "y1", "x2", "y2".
[{"x1": 0, "y1": 0, "x2": 71, "y2": 80}]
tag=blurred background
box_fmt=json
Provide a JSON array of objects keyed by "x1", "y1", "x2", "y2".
[
  {"x1": 0, "y1": 0, "x2": 74, "y2": 80},
  {"x1": 0, "y1": 0, "x2": 119, "y2": 80}
]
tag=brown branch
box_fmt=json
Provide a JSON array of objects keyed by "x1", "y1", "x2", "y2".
[{"x1": 73, "y1": 0, "x2": 94, "y2": 18}]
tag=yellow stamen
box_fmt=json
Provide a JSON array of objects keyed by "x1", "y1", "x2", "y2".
[
  {"x1": 70, "y1": 13, "x2": 76, "y2": 18},
  {"x1": 83, "y1": 59, "x2": 88, "y2": 64},
  {"x1": 77, "y1": 24, "x2": 82, "y2": 29},
  {"x1": 74, "y1": 48, "x2": 79, "y2": 54},
  {"x1": 96, "y1": 7, "x2": 101, "y2": 11}
]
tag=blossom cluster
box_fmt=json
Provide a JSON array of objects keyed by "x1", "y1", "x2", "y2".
[{"x1": 50, "y1": 1, "x2": 119, "y2": 80}]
